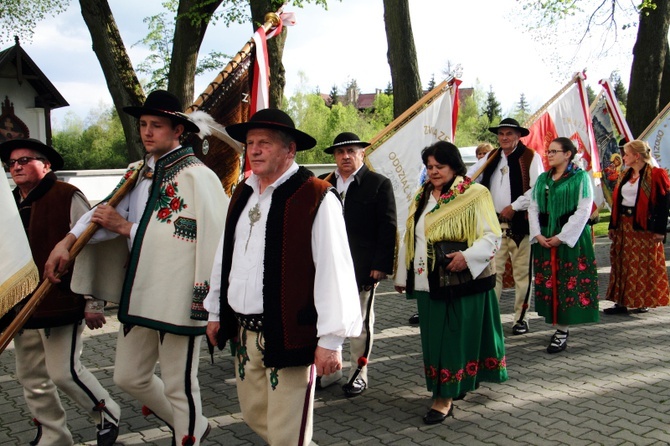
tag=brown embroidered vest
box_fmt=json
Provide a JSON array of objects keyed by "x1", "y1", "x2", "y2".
[
  {"x1": 20, "y1": 180, "x2": 86, "y2": 328},
  {"x1": 218, "y1": 167, "x2": 334, "y2": 368}
]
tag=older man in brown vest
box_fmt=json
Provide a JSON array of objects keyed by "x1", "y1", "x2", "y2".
[{"x1": 1, "y1": 138, "x2": 120, "y2": 446}]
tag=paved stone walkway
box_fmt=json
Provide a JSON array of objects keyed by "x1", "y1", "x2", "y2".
[{"x1": 1, "y1": 237, "x2": 670, "y2": 445}]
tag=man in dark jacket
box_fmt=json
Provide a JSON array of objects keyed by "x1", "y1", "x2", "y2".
[
  {"x1": 318, "y1": 132, "x2": 397, "y2": 396},
  {"x1": 1, "y1": 138, "x2": 120, "y2": 446}
]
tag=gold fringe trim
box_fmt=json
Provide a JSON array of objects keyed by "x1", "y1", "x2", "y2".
[
  {"x1": 0, "y1": 262, "x2": 39, "y2": 319},
  {"x1": 405, "y1": 183, "x2": 500, "y2": 270}
]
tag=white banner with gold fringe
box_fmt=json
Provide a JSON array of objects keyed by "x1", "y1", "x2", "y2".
[{"x1": 0, "y1": 174, "x2": 38, "y2": 319}]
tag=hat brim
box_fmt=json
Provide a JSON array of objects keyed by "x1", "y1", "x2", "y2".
[
  {"x1": 123, "y1": 106, "x2": 200, "y2": 133},
  {"x1": 323, "y1": 140, "x2": 369, "y2": 154},
  {"x1": 226, "y1": 121, "x2": 317, "y2": 151},
  {"x1": 0, "y1": 138, "x2": 64, "y2": 171},
  {"x1": 488, "y1": 125, "x2": 530, "y2": 137}
]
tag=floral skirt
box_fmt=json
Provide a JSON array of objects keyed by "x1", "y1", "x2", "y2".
[
  {"x1": 606, "y1": 216, "x2": 670, "y2": 308},
  {"x1": 411, "y1": 289, "x2": 507, "y2": 399},
  {"x1": 532, "y1": 232, "x2": 599, "y2": 326}
]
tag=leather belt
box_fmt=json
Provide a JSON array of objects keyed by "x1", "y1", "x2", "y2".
[
  {"x1": 499, "y1": 221, "x2": 513, "y2": 238},
  {"x1": 620, "y1": 205, "x2": 635, "y2": 216},
  {"x1": 236, "y1": 313, "x2": 264, "y2": 332}
]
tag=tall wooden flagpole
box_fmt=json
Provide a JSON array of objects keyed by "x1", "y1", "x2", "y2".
[{"x1": 0, "y1": 170, "x2": 140, "y2": 355}]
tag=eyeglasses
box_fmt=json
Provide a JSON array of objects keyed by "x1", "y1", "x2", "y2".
[
  {"x1": 6, "y1": 156, "x2": 46, "y2": 167},
  {"x1": 546, "y1": 150, "x2": 566, "y2": 155}
]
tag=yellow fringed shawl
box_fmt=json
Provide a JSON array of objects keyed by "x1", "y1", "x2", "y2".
[{"x1": 404, "y1": 176, "x2": 500, "y2": 271}]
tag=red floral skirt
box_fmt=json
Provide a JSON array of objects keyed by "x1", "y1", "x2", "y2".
[{"x1": 606, "y1": 216, "x2": 670, "y2": 308}]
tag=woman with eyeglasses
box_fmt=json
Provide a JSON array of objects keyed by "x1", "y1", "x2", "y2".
[
  {"x1": 528, "y1": 137, "x2": 599, "y2": 353},
  {"x1": 605, "y1": 140, "x2": 670, "y2": 314}
]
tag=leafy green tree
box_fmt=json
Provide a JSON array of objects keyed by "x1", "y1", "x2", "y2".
[
  {"x1": 513, "y1": 93, "x2": 531, "y2": 124},
  {"x1": 483, "y1": 86, "x2": 502, "y2": 123},
  {"x1": 586, "y1": 84, "x2": 596, "y2": 106},
  {"x1": 384, "y1": 82, "x2": 393, "y2": 96},
  {"x1": 329, "y1": 84, "x2": 339, "y2": 106},
  {"x1": 427, "y1": 74, "x2": 436, "y2": 91},
  {"x1": 2, "y1": 0, "x2": 333, "y2": 161},
  {"x1": 611, "y1": 71, "x2": 628, "y2": 105},
  {"x1": 54, "y1": 105, "x2": 128, "y2": 170},
  {"x1": 455, "y1": 86, "x2": 497, "y2": 147}
]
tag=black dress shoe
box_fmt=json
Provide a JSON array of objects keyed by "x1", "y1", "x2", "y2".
[
  {"x1": 423, "y1": 405, "x2": 454, "y2": 425},
  {"x1": 635, "y1": 307, "x2": 649, "y2": 313},
  {"x1": 408, "y1": 313, "x2": 419, "y2": 325},
  {"x1": 547, "y1": 329, "x2": 568, "y2": 354},
  {"x1": 512, "y1": 320, "x2": 529, "y2": 335},
  {"x1": 342, "y1": 378, "x2": 367, "y2": 397},
  {"x1": 96, "y1": 422, "x2": 119, "y2": 446},
  {"x1": 604, "y1": 304, "x2": 628, "y2": 315}
]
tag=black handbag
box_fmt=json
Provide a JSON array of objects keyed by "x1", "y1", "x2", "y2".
[
  {"x1": 433, "y1": 241, "x2": 468, "y2": 267},
  {"x1": 429, "y1": 241, "x2": 495, "y2": 300}
]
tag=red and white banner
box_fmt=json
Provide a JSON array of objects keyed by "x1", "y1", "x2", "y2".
[
  {"x1": 521, "y1": 72, "x2": 604, "y2": 208},
  {"x1": 598, "y1": 79, "x2": 633, "y2": 143},
  {"x1": 244, "y1": 12, "x2": 294, "y2": 177},
  {"x1": 366, "y1": 79, "x2": 460, "y2": 235}
]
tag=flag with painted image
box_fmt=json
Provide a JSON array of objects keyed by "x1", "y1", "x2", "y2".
[
  {"x1": 0, "y1": 173, "x2": 38, "y2": 320},
  {"x1": 521, "y1": 71, "x2": 604, "y2": 210},
  {"x1": 366, "y1": 78, "x2": 461, "y2": 235},
  {"x1": 590, "y1": 92, "x2": 623, "y2": 207},
  {"x1": 639, "y1": 101, "x2": 670, "y2": 170}
]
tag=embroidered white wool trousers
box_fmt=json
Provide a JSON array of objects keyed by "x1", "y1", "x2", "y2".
[
  {"x1": 235, "y1": 328, "x2": 315, "y2": 446},
  {"x1": 113, "y1": 326, "x2": 208, "y2": 445},
  {"x1": 494, "y1": 233, "x2": 532, "y2": 324},
  {"x1": 14, "y1": 322, "x2": 121, "y2": 446}
]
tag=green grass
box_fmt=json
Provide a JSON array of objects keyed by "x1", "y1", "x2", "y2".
[{"x1": 592, "y1": 210, "x2": 610, "y2": 237}]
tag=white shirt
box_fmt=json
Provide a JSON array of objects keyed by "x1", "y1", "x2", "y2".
[
  {"x1": 334, "y1": 165, "x2": 364, "y2": 201},
  {"x1": 621, "y1": 179, "x2": 639, "y2": 207},
  {"x1": 70, "y1": 152, "x2": 164, "y2": 247},
  {"x1": 204, "y1": 162, "x2": 362, "y2": 351},
  {"x1": 528, "y1": 173, "x2": 594, "y2": 248},
  {"x1": 467, "y1": 146, "x2": 544, "y2": 213},
  {"x1": 394, "y1": 192, "x2": 501, "y2": 290}
]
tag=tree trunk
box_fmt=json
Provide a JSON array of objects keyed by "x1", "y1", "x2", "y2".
[
  {"x1": 627, "y1": 0, "x2": 670, "y2": 137},
  {"x1": 250, "y1": 0, "x2": 287, "y2": 109},
  {"x1": 79, "y1": 0, "x2": 144, "y2": 161},
  {"x1": 169, "y1": 0, "x2": 224, "y2": 108},
  {"x1": 382, "y1": 0, "x2": 422, "y2": 118},
  {"x1": 660, "y1": 41, "x2": 670, "y2": 112}
]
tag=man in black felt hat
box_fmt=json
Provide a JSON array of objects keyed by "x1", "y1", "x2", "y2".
[
  {"x1": 45, "y1": 90, "x2": 227, "y2": 446},
  {"x1": 1, "y1": 138, "x2": 121, "y2": 446},
  {"x1": 467, "y1": 118, "x2": 544, "y2": 335},
  {"x1": 204, "y1": 109, "x2": 362, "y2": 445},
  {"x1": 316, "y1": 132, "x2": 397, "y2": 397}
]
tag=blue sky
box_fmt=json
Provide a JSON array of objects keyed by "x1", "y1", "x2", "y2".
[{"x1": 6, "y1": 0, "x2": 637, "y2": 128}]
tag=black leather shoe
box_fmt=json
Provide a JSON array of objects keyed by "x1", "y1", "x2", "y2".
[
  {"x1": 604, "y1": 304, "x2": 628, "y2": 315},
  {"x1": 342, "y1": 378, "x2": 367, "y2": 397},
  {"x1": 96, "y1": 422, "x2": 119, "y2": 446},
  {"x1": 512, "y1": 320, "x2": 529, "y2": 335},
  {"x1": 547, "y1": 329, "x2": 568, "y2": 354},
  {"x1": 423, "y1": 405, "x2": 454, "y2": 425},
  {"x1": 201, "y1": 423, "x2": 212, "y2": 442},
  {"x1": 408, "y1": 313, "x2": 419, "y2": 325},
  {"x1": 634, "y1": 307, "x2": 649, "y2": 313}
]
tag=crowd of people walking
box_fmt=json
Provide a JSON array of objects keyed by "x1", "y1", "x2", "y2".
[{"x1": 2, "y1": 91, "x2": 669, "y2": 445}]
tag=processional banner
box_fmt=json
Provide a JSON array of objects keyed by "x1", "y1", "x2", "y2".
[
  {"x1": 0, "y1": 173, "x2": 38, "y2": 319},
  {"x1": 366, "y1": 79, "x2": 460, "y2": 235},
  {"x1": 521, "y1": 71, "x2": 603, "y2": 210}
]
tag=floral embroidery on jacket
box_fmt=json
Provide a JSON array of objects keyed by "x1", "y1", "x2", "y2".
[{"x1": 154, "y1": 181, "x2": 187, "y2": 224}]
